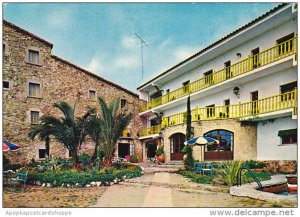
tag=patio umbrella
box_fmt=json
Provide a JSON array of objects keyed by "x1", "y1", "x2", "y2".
[
  {"x1": 3, "y1": 141, "x2": 21, "y2": 152},
  {"x1": 184, "y1": 136, "x2": 219, "y2": 146}
]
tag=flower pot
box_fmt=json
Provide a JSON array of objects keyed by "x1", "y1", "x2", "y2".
[{"x1": 157, "y1": 154, "x2": 165, "y2": 163}]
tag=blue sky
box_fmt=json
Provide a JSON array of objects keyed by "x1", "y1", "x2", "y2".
[{"x1": 3, "y1": 3, "x2": 279, "y2": 92}]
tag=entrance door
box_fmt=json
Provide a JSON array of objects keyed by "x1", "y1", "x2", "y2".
[
  {"x1": 146, "y1": 142, "x2": 157, "y2": 159},
  {"x1": 118, "y1": 143, "x2": 129, "y2": 158},
  {"x1": 251, "y1": 91, "x2": 259, "y2": 114},
  {"x1": 170, "y1": 133, "x2": 185, "y2": 160}
]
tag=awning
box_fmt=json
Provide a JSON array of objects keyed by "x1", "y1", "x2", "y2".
[{"x1": 278, "y1": 129, "x2": 297, "y2": 137}]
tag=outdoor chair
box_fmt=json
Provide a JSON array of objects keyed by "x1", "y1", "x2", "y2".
[
  {"x1": 10, "y1": 171, "x2": 28, "y2": 191},
  {"x1": 193, "y1": 163, "x2": 205, "y2": 175},
  {"x1": 202, "y1": 163, "x2": 215, "y2": 176}
]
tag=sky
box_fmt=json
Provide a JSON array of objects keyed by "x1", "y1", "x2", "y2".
[{"x1": 3, "y1": 2, "x2": 279, "y2": 92}]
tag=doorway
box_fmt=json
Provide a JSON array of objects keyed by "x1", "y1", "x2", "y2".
[
  {"x1": 146, "y1": 141, "x2": 157, "y2": 159},
  {"x1": 118, "y1": 143, "x2": 130, "y2": 158},
  {"x1": 170, "y1": 133, "x2": 185, "y2": 160},
  {"x1": 251, "y1": 91, "x2": 259, "y2": 114}
]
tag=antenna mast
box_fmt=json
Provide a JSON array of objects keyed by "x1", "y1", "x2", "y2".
[{"x1": 135, "y1": 33, "x2": 147, "y2": 79}]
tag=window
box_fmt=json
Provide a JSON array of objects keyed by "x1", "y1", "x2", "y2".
[
  {"x1": 29, "y1": 82, "x2": 41, "y2": 97},
  {"x1": 224, "y1": 61, "x2": 232, "y2": 79},
  {"x1": 31, "y1": 111, "x2": 39, "y2": 124},
  {"x1": 28, "y1": 50, "x2": 39, "y2": 64},
  {"x1": 38, "y1": 149, "x2": 46, "y2": 159},
  {"x1": 204, "y1": 70, "x2": 213, "y2": 85},
  {"x1": 88, "y1": 90, "x2": 96, "y2": 100},
  {"x1": 121, "y1": 99, "x2": 128, "y2": 110},
  {"x1": 3, "y1": 81, "x2": 9, "y2": 90},
  {"x1": 204, "y1": 130, "x2": 234, "y2": 152},
  {"x1": 130, "y1": 144, "x2": 135, "y2": 156},
  {"x1": 277, "y1": 33, "x2": 294, "y2": 55},
  {"x1": 251, "y1": 48, "x2": 260, "y2": 68},
  {"x1": 278, "y1": 129, "x2": 297, "y2": 145},
  {"x1": 280, "y1": 81, "x2": 297, "y2": 101}
]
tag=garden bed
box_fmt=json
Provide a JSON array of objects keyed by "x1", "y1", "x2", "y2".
[{"x1": 27, "y1": 164, "x2": 143, "y2": 187}]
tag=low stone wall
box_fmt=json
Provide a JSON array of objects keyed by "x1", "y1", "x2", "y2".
[{"x1": 263, "y1": 160, "x2": 297, "y2": 174}]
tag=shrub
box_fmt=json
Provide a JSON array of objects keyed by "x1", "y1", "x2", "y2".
[
  {"x1": 79, "y1": 153, "x2": 92, "y2": 167},
  {"x1": 182, "y1": 146, "x2": 194, "y2": 171},
  {"x1": 130, "y1": 155, "x2": 138, "y2": 163},
  {"x1": 179, "y1": 170, "x2": 213, "y2": 184},
  {"x1": 242, "y1": 160, "x2": 266, "y2": 169},
  {"x1": 220, "y1": 160, "x2": 243, "y2": 186},
  {"x1": 155, "y1": 145, "x2": 164, "y2": 155},
  {"x1": 27, "y1": 164, "x2": 142, "y2": 187},
  {"x1": 243, "y1": 171, "x2": 271, "y2": 183}
]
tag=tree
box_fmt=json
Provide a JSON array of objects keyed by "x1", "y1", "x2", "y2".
[
  {"x1": 83, "y1": 107, "x2": 102, "y2": 161},
  {"x1": 184, "y1": 96, "x2": 194, "y2": 170},
  {"x1": 98, "y1": 97, "x2": 132, "y2": 165},
  {"x1": 28, "y1": 123, "x2": 51, "y2": 159},
  {"x1": 28, "y1": 101, "x2": 91, "y2": 166},
  {"x1": 186, "y1": 96, "x2": 192, "y2": 141}
]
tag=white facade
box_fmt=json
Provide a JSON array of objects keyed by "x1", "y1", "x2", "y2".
[
  {"x1": 257, "y1": 117, "x2": 297, "y2": 160},
  {"x1": 138, "y1": 4, "x2": 297, "y2": 161}
]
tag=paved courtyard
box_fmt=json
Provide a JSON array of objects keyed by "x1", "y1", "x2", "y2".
[{"x1": 91, "y1": 172, "x2": 284, "y2": 207}]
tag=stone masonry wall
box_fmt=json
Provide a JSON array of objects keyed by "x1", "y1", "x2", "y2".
[
  {"x1": 162, "y1": 119, "x2": 257, "y2": 162},
  {"x1": 3, "y1": 22, "x2": 144, "y2": 163}
]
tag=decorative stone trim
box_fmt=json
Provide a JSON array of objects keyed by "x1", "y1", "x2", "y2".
[
  {"x1": 25, "y1": 46, "x2": 43, "y2": 66},
  {"x1": 27, "y1": 79, "x2": 43, "y2": 98},
  {"x1": 88, "y1": 88, "x2": 97, "y2": 101}
]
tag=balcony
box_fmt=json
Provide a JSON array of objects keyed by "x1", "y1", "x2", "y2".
[
  {"x1": 139, "y1": 125, "x2": 162, "y2": 138},
  {"x1": 140, "y1": 37, "x2": 297, "y2": 113},
  {"x1": 140, "y1": 90, "x2": 297, "y2": 136}
]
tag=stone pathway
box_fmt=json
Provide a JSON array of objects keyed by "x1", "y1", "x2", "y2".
[{"x1": 90, "y1": 172, "x2": 286, "y2": 207}]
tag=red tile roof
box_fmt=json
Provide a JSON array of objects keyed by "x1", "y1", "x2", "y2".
[
  {"x1": 3, "y1": 20, "x2": 53, "y2": 48},
  {"x1": 137, "y1": 3, "x2": 289, "y2": 90}
]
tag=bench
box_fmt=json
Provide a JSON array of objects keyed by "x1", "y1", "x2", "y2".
[{"x1": 10, "y1": 171, "x2": 28, "y2": 190}]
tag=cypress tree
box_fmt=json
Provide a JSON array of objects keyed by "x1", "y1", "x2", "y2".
[{"x1": 184, "y1": 96, "x2": 194, "y2": 170}]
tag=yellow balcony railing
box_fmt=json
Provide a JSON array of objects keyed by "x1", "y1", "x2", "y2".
[
  {"x1": 160, "y1": 89, "x2": 297, "y2": 127},
  {"x1": 139, "y1": 125, "x2": 162, "y2": 137},
  {"x1": 140, "y1": 37, "x2": 297, "y2": 112},
  {"x1": 122, "y1": 130, "x2": 129, "y2": 137}
]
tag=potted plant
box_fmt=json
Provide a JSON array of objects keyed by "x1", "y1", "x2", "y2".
[{"x1": 155, "y1": 145, "x2": 165, "y2": 163}]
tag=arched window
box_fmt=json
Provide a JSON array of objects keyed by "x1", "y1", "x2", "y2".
[
  {"x1": 170, "y1": 133, "x2": 185, "y2": 160},
  {"x1": 204, "y1": 130, "x2": 233, "y2": 160}
]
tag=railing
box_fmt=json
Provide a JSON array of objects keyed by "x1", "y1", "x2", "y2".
[
  {"x1": 161, "y1": 89, "x2": 297, "y2": 127},
  {"x1": 139, "y1": 125, "x2": 162, "y2": 137},
  {"x1": 140, "y1": 37, "x2": 297, "y2": 112},
  {"x1": 122, "y1": 130, "x2": 129, "y2": 137}
]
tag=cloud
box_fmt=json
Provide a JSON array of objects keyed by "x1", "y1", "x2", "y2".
[
  {"x1": 86, "y1": 57, "x2": 106, "y2": 74},
  {"x1": 114, "y1": 55, "x2": 138, "y2": 69},
  {"x1": 121, "y1": 35, "x2": 137, "y2": 50},
  {"x1": 173, "y1": 46, "x2": 199, "y2": 62},
  {"x1": 46, "y1": 8, "x2": 74, "y2": 28}
]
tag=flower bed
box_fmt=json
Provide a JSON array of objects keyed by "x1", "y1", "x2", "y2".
[{"x1": 27, "y1": 164, "x2": 142, "y2": 187}]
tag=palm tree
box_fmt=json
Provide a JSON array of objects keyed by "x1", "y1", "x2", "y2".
[
  {"x1": 28, "y1": 123, "x2": 51, "y2": 159},
  {"x1": 28, "y1": 101, "x2": 91, "y2": 166},
  {"x1": 81, "y1": 107, "x2": 102, "y2": 161},
  {"x1": 98, "y1": 97, "x2": 132, "y2": 165}
]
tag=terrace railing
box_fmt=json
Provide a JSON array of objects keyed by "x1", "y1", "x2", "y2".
[
  {"x1": 139, "y1": 125, "x2": 162, "y2": 137},
  {"x1": 140, "y1": 37, "x2": 297, "y2": 112},
  {"x1": 159, "y1": 89, "x2": 297, "y2": 128}
]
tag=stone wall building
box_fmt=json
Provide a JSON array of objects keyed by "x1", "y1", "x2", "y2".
[{"x1": 3, "y1": 20, "x2": 144, "y2": 163}]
